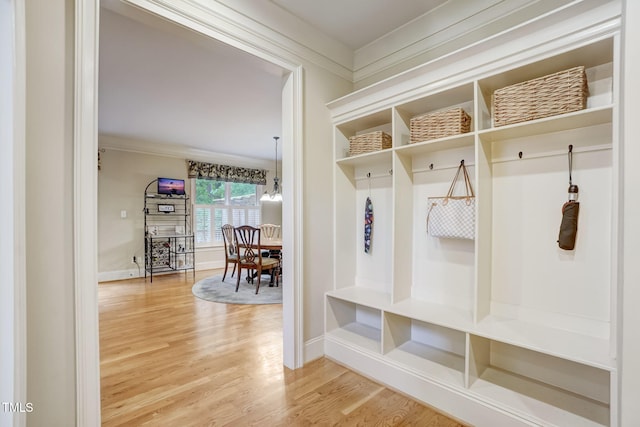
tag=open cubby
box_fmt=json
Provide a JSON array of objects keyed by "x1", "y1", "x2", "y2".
[
  {"x1": 334, "y1": 109, "x2": 393, "y2": 161},
  {"x1": 393, "y1": 82, "x2": 475, "y2": 147},
  {"x1": 468, "y1": 335, "x2": 610, "y2": 426},
  {"x1": 409, "y1": 145, "x2": 476, "y2": 313},
  {"x1": 326, "y1": 296, "x2": 382, "y2": 353},
  {"x1": 476, "y1": 124, "x2": 613, "y2": 345},
  {"x1": 335, "y1": 154, "x2": 394, "y2": 295},
  {"x1": 383, "y1": 313, "x2": 465, "y2": 387}
]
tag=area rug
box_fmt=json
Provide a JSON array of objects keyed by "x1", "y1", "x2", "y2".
[{"x1": 192, "y1": 275, "x2": 282, "y2": 305}]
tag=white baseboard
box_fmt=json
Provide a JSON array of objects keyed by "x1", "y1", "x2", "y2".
[
  {"x1": 98, "y1": 261, "x2": 225, "y2": 283},
  {"x1": 324, "y1": 337, "x2": 533, "y2": 427},
  {"x1": 98, "y1": 268, "x2": 143, "y2": 282},
  {"x1": 196, "y1": 260, "x2": 224, "y2": 271},
  {"x1": 304, "y1": 335, "x2": 325, "y2": 364}
]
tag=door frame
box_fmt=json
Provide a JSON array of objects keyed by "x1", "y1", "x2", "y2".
[{"x1": 74, "y1": 1, "x2": 305, "y2": 424}]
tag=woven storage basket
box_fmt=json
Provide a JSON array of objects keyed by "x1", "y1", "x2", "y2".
[
  {"x1": 348, "y1": 131, "x2": 392, "y2": 156},
  {"x1": 492, "y1": 66, "x2": 588, "y2": 127},
  {"x1": 410, "y1": 108, "x2": 471, "y2": 143}
]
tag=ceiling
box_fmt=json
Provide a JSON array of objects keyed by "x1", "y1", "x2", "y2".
[
  {"x1": 98, "y1": 0, "x2": 450, "y2": 161},
  {"x1": 99, "y1": 5, "x2": 286, "y2": 162},
  {"x1": 271, "y1": 0, "x2": 448, "y2": 50}
]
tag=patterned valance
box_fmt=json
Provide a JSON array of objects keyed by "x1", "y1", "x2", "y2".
[{"x1": 187, "y1": 160, "x2": 267, "y2": 185}]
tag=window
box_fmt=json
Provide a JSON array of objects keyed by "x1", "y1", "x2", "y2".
[{"x1": 193, "y1": 178, "x2": 262, "y2": 246}]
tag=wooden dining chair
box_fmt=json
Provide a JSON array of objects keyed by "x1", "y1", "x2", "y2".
[
  {"x1": 260, "y1": 223, "x2": 282, "y2": 275},
  {"x1": 260, "y1": 223, "x2": 281, "y2": 240},
  {"x1": 234, "y1": 225, "x2": 279, "y2": 294},
  {"x1": 221, "y1": 224, "x2": 238, "y2": 281}
]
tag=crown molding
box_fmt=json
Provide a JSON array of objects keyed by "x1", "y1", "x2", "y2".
[
  {"x1": 328, "y1": 1, "x2": 621, "y2": 123},
  {"x1": 99, "y1": 133, "x2": 273, "y2": 169},
  {"x1": 114, "y1": 0, "x2": 593, "y2": 91},
  {"x1": 119, "y1": 0, "x2": 353, "y2": 81},
  {"x1": 353, "y1": 0, "x2": 580, "y2": 86}
]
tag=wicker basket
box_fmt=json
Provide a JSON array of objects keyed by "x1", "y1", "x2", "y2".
[
  {"x1": 492, "y1": 66, "x2": 588, "y2": 127},
  {"x1": 410, "y1": 108, "x2": 471, "y2": 143},
  {"x1": 348, "y1": 131, "x2": 392, "y2": 156}
]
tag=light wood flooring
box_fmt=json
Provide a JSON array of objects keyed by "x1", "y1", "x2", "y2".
[{"x1": 99, "y1": 269, "x2": 466, "y2": 426}]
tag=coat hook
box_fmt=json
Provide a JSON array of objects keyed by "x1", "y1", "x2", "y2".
[
  {"x1": 389, "y1": 169, "x2": 393, "y2": 176},
  {"x1": 429, "y1": 163, "x2": 434, "y2": 170},
  {"x1": 518, "y1": 151, "x2": 523, "y2": 159},
  {"x1": 569, "y1": 144, "x2": 573, "y2": 153},
  {"x1": 367, "y1": 172, "x2": 371, "y2": 178},
  {"x1": 460, "y1": 159, "x2": 465, "y2": 165}
]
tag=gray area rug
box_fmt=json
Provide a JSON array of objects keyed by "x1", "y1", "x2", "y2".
[{"x1": 192, "y1": 274, "x2": 282, "y2": 305}]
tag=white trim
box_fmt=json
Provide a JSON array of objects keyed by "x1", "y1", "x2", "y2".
[
  {"x1": 304, "y1": 335, "x2": 325, "y2": 364},
  {"x1": 99, "y1": 133, "x2": 273, "y2": 170},
  {"x1": 97, "y1": 267, "x2": 220, "y2": 283},
  {"x1": 352, "y1": 0, "x2": 579, "y2": 85},
  {"x1": 620, "y1": 0, "x2": 640, "y2": 424},
  {"x1": 1, "y1": 0, "x2": 26, "y2": 426},
  {"x1": 324, "y1": 339, "x2": 532, "y2": 426},
  {"x1": 281, "y1": 67, "x2": 305, "y2": 369},
  {"x1": 74, "y1": 0, "x2": 101, "y2": 425},
  {"x1": 110, "y1": 0, "x2": 306, "y2": 371},
  {"x1": 120, "y1": 0, "x2": 352, "y2": 81},
  {"x1": 194, "y1": 260, "x2": 224, "y2": 271},
  {"x1": 329, "y1": 2, "x2": 622, "y2": 118},
  {"x1": 97, "y1": 269, "x2": 143, "y2": 283},
  {"x1": 78, "y1": 4, "x2": 307, "y2": 422}
]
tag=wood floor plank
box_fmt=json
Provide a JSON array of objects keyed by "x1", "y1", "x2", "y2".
[{"x1": 100, "y1": 270, "x2": 467, "y2": 426}]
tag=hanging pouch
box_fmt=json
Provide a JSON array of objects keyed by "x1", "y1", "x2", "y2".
[
  {"x1": 558, "y1": 145, "x2": 579, "y2": 250},
  {"x1": 558, "y1": 201, "x2": 579, "y2": 250}
]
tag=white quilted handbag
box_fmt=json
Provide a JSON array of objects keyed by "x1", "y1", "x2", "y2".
[{"x1": 426, "y1": 160, "x2": 475, "y2": 240}]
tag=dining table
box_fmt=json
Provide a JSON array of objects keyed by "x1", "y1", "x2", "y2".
[{"x1": 258, "y1": 238, "x2": 282, "y2": 251}]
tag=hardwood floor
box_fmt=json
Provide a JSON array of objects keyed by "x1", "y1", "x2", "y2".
[{"x1": 99, "y1": 269, "x2": 466, "y2": 426}]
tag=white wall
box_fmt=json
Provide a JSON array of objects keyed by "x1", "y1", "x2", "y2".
[
  {"x1": 97, "y1": 148, "x2": 188, "y2": 280},
  {"x1": 25, "y1": 0, "x2": 76, "y2": 424},
  {"x1": 300, "y1": 64, "x2": 351, "y2": 351}
]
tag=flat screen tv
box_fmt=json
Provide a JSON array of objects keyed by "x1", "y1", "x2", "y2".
[{"x1": 157, "y1": 178, "x2": 185, "y2": 195}]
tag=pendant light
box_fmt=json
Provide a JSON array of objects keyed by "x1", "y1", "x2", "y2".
[{"x1": 261, "y1": 136, "x2": 282, "y2": 202}]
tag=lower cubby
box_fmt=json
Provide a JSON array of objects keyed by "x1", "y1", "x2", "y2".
[
  {"x1": 325, "y1": 292, "x2": 615, "y2": 426},
  {"x1": 468, "y1": 335, "x2": 610, "y2": 426},
  {"x1": 383, "y1": 312, "x2": 465, "y2": 387},
  {"x1": 326, "y1": 296, "x2": 382, "y2": 353}
]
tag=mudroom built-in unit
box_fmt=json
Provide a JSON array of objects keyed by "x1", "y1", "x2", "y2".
[{"x1": 325, "y1": 4, "x2": 621, "y2": 426}]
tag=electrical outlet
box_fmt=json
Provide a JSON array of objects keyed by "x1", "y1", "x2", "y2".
[{"x1": 132, "y1": 255, "x2": 137, "y2": 263}]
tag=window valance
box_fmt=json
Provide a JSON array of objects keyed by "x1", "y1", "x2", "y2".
[{"x1": 187, "y1": 160, "x2": 267, "y2": 185}]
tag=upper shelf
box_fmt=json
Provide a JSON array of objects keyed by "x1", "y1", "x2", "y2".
[
  {"x1": 395, "y1": 133, "x2": 474, "y2": 156},
  {"x1": 478, "y1": 105, "x2": 613, "y2": 142},
  {"x1": 336, "y1": 147, "x2": 393, "y2": 168}
]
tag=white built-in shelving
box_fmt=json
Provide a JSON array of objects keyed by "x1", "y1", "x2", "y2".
[{"x1": 326, "y1": 30, "x2": 619, "y2": 426}]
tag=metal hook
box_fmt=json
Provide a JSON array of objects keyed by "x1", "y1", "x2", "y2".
[
  {"x1": 429, "y1": 163, "x2": 434, "y2": 170},
  {"x1": 460, "y1": 159, "x2": 465, "y2": 165},
  {"x1": 518, "y1": 151, "x2": 523, "y2": 159}
]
